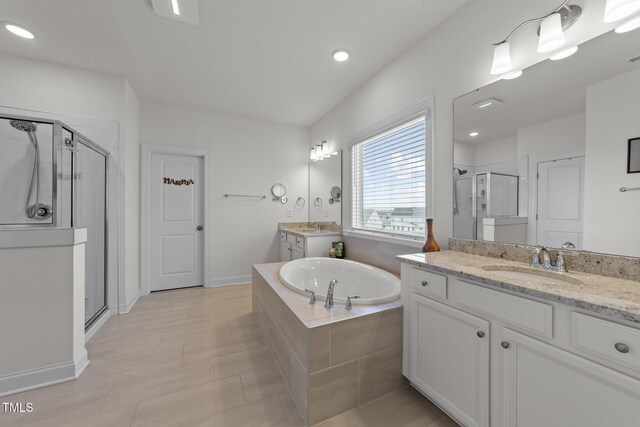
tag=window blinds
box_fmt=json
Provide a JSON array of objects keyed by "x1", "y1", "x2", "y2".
[{"x1": 352, "y1": 116, "x2": 427, "y2": 239}]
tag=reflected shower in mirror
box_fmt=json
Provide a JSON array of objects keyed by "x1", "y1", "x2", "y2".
[
  {"x1": 309, "y1": 150, "x2": 342, "y2": 224},
  {"x1": 453, "y1": 29, "x2": 640, "y2": 257}
]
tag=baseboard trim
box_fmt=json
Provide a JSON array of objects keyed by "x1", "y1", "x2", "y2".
[
  {"x1": 204, "y1": 275, "x2": 251, "y2": 288},
  {"x1": 74, "y1": 350, "x2": 89, "y2": 377},
  {"x1": 0, "y1": 363, "x2": 75, "y2": 398},
  {"x1": 119, "y1": 288, "x2": 140, "y2": 314},
  {"x1": 85, "y1": 309, "x2": 114, "y2": 343}
]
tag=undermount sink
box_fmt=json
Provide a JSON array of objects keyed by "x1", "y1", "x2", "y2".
[{"x1": 482, "y1": 265, "x2": 585, "y2": 286}]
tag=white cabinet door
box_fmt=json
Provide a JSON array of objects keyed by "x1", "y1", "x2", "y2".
[
  {"x1": 501, "y1": 328, "x2": 640, "y2": 427},
  {"x1": 410, "y1": 292, "x2": 490, "y2": 427},
  {"x1": 280, "y1": 242, "x2": 292, "y2": 262},
  {"x1": 291, "y1": 246, "x2": 304, "y2": 260}
]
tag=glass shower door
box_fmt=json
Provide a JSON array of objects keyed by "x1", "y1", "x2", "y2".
[{"x1": 73, "y1": 139, "x2": 107, "y2": 327}]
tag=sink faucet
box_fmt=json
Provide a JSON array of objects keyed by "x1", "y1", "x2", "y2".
[
  {"x1": 324, "y1": 279, "x2": 337, "y2": 308},
  {"x1": 531, "y1": 246, "x2": 551, "y2": 269},
  {"x1": 311, "y1": 222, "x2": 322, "y2": 231}
]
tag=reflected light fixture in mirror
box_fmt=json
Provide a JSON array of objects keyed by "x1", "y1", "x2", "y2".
[
  {"x1": 538, "y1": 13, "x2": 566, "y2": 53},
  {"x1": 171, "y1": 0, "x2": 180, "y2": 15},
  {"x1": 502, "y1": 70, "x2": 523, "y2": 79},
  {"x1": 603, "y1": 0, "x2": 640, "y2": 23},
  {"x1": 469, "y1": 131, "x2": 479, "y2": 137},
  {"x1": 615, "y1": 14, "x2": 640, "y2": 32},
  {"x1": 4, "y1": 22, "x2": 35, "y2": 39},
  {"x1": 550, "y1": 46, "x2": 579, "y2": 60}
]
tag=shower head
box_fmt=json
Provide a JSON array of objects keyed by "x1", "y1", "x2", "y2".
[
  {"x1": 10, "y1": 120, "x2": 37, "y2": 133},
  {"x1": 454, "y1": 167, "x2": 468, "y2": 176}
]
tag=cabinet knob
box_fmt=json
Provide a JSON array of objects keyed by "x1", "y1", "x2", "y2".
[
  {"x1": 477, "y1": 331, "x2": 485, "y2": 338},
  {"x1": 615, "y1": 343, "x2": 630, "y2": 354},
  {"x1": 421, "y1": 281, "x2": 429, "y2": 287},
  {"x1": 501, "y1": 341, "x2": 510, "y2": 349}
]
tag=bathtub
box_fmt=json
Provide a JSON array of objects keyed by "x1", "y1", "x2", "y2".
[{"x1": 278, "y1": 257, "x2": 400, "y2": 304}]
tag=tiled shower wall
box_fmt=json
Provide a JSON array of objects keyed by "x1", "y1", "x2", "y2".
[{"x1": 0, "y1": 118, "x2": 54, "y2": 225}]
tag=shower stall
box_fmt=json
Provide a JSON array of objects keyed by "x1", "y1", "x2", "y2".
[
  {"x1": 0, "y1": 114, "x2": 108, "y2": 328},
  {"x1": 453, "y1": 172, "x2": 519, "y2": 240}
]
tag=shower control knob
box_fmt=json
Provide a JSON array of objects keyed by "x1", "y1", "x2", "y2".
[{"x1": 196, "y1": 226, "x2": 203, "y2": 231}]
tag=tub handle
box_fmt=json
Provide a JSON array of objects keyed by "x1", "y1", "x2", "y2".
[
  {"x1": 346, "y1": 295, "x2": 360, "y2": 311},
  {"x1": 304, "y1": 289, "x2": 317, "y2": 305}
]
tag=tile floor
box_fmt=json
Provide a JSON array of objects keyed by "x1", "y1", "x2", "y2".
[{"x1": 0, "y1": 284, "x2": 458, "y2": 427}]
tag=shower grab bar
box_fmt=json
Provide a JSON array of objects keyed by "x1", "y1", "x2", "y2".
[
  {"x1": 619, "y1": 187, "x2": 640, "y2": 193},
  {"x1": 224, "y1": 193, "x2": 267, "y2": 199}
]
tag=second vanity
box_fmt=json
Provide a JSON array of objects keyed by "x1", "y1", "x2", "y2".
[
  {"x1": 398, "y1": 248, "x2": 640, "y2": 427},
  {"x1": 278, "y1": 222, "x2": 342, "y2": 261}
]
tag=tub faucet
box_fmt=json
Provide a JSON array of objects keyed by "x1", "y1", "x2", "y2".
[
  {"x1": 345, "y1": 295, "x2": 360, "y2": 310},
  {"x1": 324, "y1": 279, "x2": 338, "y2": 308}
]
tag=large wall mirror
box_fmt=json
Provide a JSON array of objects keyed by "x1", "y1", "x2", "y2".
[
  {"x1": 453, "y1": 29, "x2": 640, "y2": 258},
  {"x1": 309, "y1": 150, "x2": 342, "y2": 224}
]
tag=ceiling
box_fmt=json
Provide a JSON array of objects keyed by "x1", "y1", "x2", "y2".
[
  {"x1": 0, "y1": 0, "x2": 468, "y2": 126},
  {"x1": 454, "y1": 28, "x2": 640, "y2": 145}
]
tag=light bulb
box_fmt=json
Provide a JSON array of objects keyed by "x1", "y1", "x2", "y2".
[
  {"x1": 490, "y1": 43, "x2": 512, "y2": 75},
  {"x1": 538, "y1": 13, "x2": 565, "y2": 53},
  {"x1": 550, "y1": 46, "x2": 578, "y2": 60}
]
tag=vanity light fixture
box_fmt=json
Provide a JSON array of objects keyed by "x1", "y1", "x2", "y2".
[
  {"x1": 615, "y1": 14, "x2": 640, "y2": 32},
  {"x1": 469, "y1": 132, "x2": 480, "y2": 137},
  {"x1": 502, "y1": 70, "x2": 523, "y2": 80},
  {"x1": 537, "y1": 13, "x2": 566, "y2": 53},
  {"x1": 550, "y1": 46, "x2": 579, "y2": 60},
  {"x1": 3, "y1": 22, "x2": 35, "y2": 39},
  {"x1": 604, "y1": 0, "x2": 640, "y2": 23},
  {"x1": 321, "y1": 141, "x2": 331, "y2": 158},
  {"x1": 171, "y1": 0, "x2": 180, "y2": 15},
  {"x1": 332, "y1": 49, "x2": 350, "y2": 62},
  {"x1": 489, "y1": 1, "x2": 582, "y2": 75}
]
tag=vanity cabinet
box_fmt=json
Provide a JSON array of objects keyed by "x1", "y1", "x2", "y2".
[
  {"x1": 501, "y1": 328, "x2": 640, "y2": 427},
  {"x1": 410, "y1": 292, "x2": 489, "y2": 427},
  {"x1": 401, "y1": 262, "x2": 640, "y2": 427},
  {"x1": 279, "y1": 231, "x2": 338, "y2": 262}
]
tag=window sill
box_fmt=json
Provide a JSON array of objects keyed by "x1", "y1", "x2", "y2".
[{"x1": 343, "y1": 230, "x2": 425, "y2": 249}]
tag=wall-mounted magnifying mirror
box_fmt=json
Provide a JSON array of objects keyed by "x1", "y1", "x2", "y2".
[
  {"x1": 453, "y1": 29, "x2": 640, "y2": 258},
  {"x1": 309, "y1": 150, "x2": 342, "y2": 224},
  {"x1": 271, "y1": 183, "x2": 287, "y2": 203}
]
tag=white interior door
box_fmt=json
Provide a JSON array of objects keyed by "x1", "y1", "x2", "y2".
[
  {"x1": 536, "y1": 157, "x2": 584, "y2": 249},
  {"x1": 150, "y1": 153, "x2": 204, "y2": 291}
]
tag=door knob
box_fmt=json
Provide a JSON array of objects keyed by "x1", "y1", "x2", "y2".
[{"x1": 196, "y1": 226, "x2": 203, "y2": 231}]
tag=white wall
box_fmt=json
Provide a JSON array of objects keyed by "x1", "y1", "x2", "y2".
[
  {"x1": 517, "y1": 112, "x2": 586, "y2": 244},
  {"x1": 584, "y1": 68, "x2": 640, "y2": 257},
  {"x1": 140, "y1": 102, "x2": 309, "y2": 285},
  {"x1": 0, "y1": 51, "x2": 140, "y2": 311},
  {"x1": 309, "y1": 0, "x2": 612, "y2": 271},
  {"x1": 454, "y1": 141, "x2": 475, "y2": 169},
  {"x1": 474, "y1": 135, "x2": 518, "y2": 169}
]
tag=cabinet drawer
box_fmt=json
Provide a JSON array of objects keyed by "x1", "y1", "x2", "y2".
[
  {"x1": 410, "y1": 267, "x2": 447, "y2": 300},
  {"x1": 454, "y1": 280, "x2": 553, "y2": 339},
  {"x1": 571, "y1": 312, "x2": 640, "y2": 374},
  {"x1": 295, "y1": 236, "x2": 305, "y2": 248},
  {"x1": 286, "y1": 233, "x2": 297, "y2": 245}
]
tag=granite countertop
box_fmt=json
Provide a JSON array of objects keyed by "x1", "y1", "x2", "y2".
[
  {"x1": 278, "y1": 227, "x2": 342, "y2": 238},
  {"x1": 398, "y1": 251, "x2": 640, "y2": 324}
]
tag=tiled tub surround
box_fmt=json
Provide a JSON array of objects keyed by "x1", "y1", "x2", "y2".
[
  {"x1": 252, "y1": 262, "x2": 405, "y2": 425},
  {"x1": 398, "y1": 250, "x2": 640, "y2": 324},
  {"x1": 449, "y1": 237, "x2": 640, "y2": 282}
]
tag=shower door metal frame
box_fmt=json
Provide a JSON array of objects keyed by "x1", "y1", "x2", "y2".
[
  {"x1": 69, "y1": 130, "x2": 110, "y2": 329},
  {"x1": 468, "y1": 172, "x2": 520, "y2": 240}
]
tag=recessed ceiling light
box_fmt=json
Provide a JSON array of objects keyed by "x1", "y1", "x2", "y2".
[
  {"x1": 550, "y1": 46, "x2": 579, "y2": 60},
  {"x1": 616, "y1": 15, "x2": 640, "y2": 32},
  {"x1": 4, "y1": 23, "x2": 35, "y2": 39},
  {"x1": 332, "y1": 49, "x2": 350, "y2": 62},
  {"x1": 469, "y1": 132, "x2": 480, "y2": 137},
  {"x1": 502, "y1": 70, "x2": 523, "y2": 80},
  {"x1": 171, "y1": 0, "x2": 180, "y2": 15}
]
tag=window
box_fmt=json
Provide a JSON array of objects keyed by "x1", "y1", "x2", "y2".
[{"x1": 351, "y1": 112, "x2": 430, "y2": 240}]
